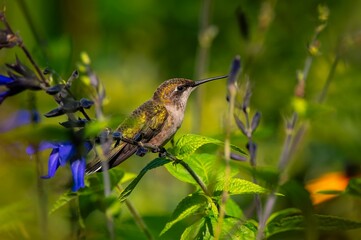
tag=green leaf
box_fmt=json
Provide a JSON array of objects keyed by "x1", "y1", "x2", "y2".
[
  {"x1": 171, "y1": 134, "x2": 245, "y2": 159},
  {"x1": 119, "y1": 158, "x2": 171, "y2": 202},
  {"x1": 214, "y1": 178, "x2": 269, "y2": 196},
  {"x1": 265, "y1": 208, "x2": 303, "y2": 237},
  {"x1": 50, "y1": 191, "x2": 78, "y2": 214},
  {"x1": 315, "y1": 190, "x2": 344, "y2": 195},
  {"x1": 225, "y1": 197, "x2": 244, "y2": 219},
  {"x1": 108, "y1": 168, "x2": 125, "y2": 187},
  {"x1": 165, "y1": 153, "x2": 239, "y2": 187},
  {"x1": 265, "y1": 208, "x2": 361, "y2": 237},
  {"x1": 220, "y1": 218, "x2": 257, "y2": 240},
  {"x1": 160, "y1": 192, "x2": 210, "y2": 236},
  {"x1": 180, "y1": 218, "x2": 212, "y2": 240},
  {"x1": 346, "y1": 178, "x2": 361, "y2": 197},
  {"x1": 165, "y1": 153, "x2": 214, "y2": 186},
  {"x1": 316, "y1": 214, "x2": 361, "y2": 231},
  {"x1": 119, "y1": 172, "x2": 137, "y2": 184}
]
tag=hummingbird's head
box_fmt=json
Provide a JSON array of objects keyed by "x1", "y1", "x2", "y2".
[{"x1": 153, "y1": 75, "x2": 227, "y2": 109}]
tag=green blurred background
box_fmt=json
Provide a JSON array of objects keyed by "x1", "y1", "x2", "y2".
[{"x1": 1, "y1": 0, "x2": 361, "y2": 239}]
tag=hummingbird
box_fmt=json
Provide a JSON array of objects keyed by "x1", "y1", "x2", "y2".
[{"x1": 85, "y1": 75, "x2": 227, "y2": 174}]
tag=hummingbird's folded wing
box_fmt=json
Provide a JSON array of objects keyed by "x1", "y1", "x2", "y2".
[{"x1": 85, "y1": 102, "x2": 168, "y2": 174}]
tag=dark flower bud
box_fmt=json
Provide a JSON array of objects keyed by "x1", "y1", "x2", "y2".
[
  {"x1": 66, "y1": 70, "x2": 79, "y2": 88},
  {"x1": 60, "y1": 119, "x2": 87, "y2": 128},
  {"x1": 226, "y1": 56, "x2": 241, "y2": 101},
  {"x1": 241, "y1": 80, "x2": 252, "y2": 112},
  {"x1": 62, "y1": 100, "x2": 81, "y2": 112},
  {"x1": 72, "y1": 70, "x2": 79, "y2": 79},
  {"x1": 234, "y1": 114, "x2": 247, "y2": 136},
  {"x1": 136, "y1": 147, "x2": 148, "y2": 157},
  {"x1": 46, "y1": 84, "x2": 65, "y2": 95},
  {"x1": 0, "y1": 57, "x2": 43, "y2": 104},
  {"x1": 80, "y1": 98, "x2": 94, "y2": 109},
  {"x1": 251, "y1": 111, "x2": 261, "y2": 133},
  {"x1": 230, "y1": 152, "x2": 247, "y2": 161},
  {"x1": 6, "y1": 56, "x2": 35, "y2": 78},
  {"x1": 246, "y1": 142, "x2": 257, "y2": 155},
  {"x1": 112, "y1": 131, "x2": 123, "y2": 140},
  {"x1": 44, "y1": 107, "x2": 65, "y2": 117}
]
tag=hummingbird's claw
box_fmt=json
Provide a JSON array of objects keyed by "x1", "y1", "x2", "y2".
[
  {"x1": 157, "y1": 146, "x2": 167, "y2": 158},
  {"x1": 136, "y1": 147, "x2": 148, "y2": 157}
]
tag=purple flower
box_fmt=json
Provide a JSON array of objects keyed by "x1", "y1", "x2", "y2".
[
  {"x1": 0, "y1": 75, "x2": 14, "y2": 104},
  {"x1": 0, "y1": 58, "x2": 42, "y2": 104},
  {"x1": 27, "y1": 141, "x2": 92, "y2": 191},
  {"x1": 0, "y1": 109, "x2": 40, "y2": 133}
]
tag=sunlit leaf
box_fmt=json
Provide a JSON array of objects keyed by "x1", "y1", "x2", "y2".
[
  {"x1": 180, "y1": 218, "x2": 208, "y2": 240},
  {"x1": 49, "y1": 192, "x2": 78, "y2": 214},
  {"x1": 165, "y1": 153, "x2": 239, "y2": 187},
  {"x1": 170, "y1": 134, "x2": 245, "y2": 159},
  {"x1": 160, "y1": 192, "x2": 211, "y2": 236},
  {"x1": 265, "y1": 208, "x2": 361, "y2": 238},
  {"x1": 214, "y1": 178, "x2": 270, "y2": 196},
  {"x1": 119, "y1": 172, "x2": 137, "y2": 184},
  {"x1": 219, "y1": 218, "x2": 257, "y2": 240}
]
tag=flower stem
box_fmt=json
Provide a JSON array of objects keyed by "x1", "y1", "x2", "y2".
[{"x1": 318, "y1": 54, "x2": 340, "y2": 103}]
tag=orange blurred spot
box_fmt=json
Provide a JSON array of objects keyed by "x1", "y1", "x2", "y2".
[{"x1": 305, "y1": 172, "x2": 350, "y2": 205}]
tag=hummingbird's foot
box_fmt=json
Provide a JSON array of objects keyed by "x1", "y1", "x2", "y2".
[
  {"x1": 157, "y1": 146, "x2": 167, "y2": 158},
  {"x1": 136, "y1": 147, "x2": 148, "y2": 157}
]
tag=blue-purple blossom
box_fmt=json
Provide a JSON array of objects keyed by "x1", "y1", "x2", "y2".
[
  {"x1": 0, "y1": 75, "x2": 14, "y2": 103},
  {"x1": 27, "y1": 141, "x2": 92, "y2": 191},
  {"x1": 0, "y1": 59, "x2": 41, "y2": 104},
  {"x1": 0, "y1": 109, "x2": 40, "y2": 133}
]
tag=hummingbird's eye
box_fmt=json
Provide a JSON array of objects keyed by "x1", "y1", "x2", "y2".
[{"x1": 176, "y1": 85, "x2": 185, "y2": 92}]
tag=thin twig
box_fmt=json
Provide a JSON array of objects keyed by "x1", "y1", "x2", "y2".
[
  {"x1": 116, "y1": 185, "x2": 154, "y2": 240},
  {"x1": 175, "y1": 159, "x2": 211, "y2": 196},
  {"x1": 16, "y1": 0, "x2": 48, "y2": 59},
  {"x1": 318, "y1": 55, "x2": 340, "y2": 103},
  {"x1": 0, "y1": 11, "x2": 48, "y2": 86}
]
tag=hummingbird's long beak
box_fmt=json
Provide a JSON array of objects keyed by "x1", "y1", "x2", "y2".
[{"x1": 193, "y1": 75, "x2": 228, "y2": 87}]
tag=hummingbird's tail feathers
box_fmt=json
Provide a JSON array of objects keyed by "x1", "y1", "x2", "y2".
[
  {"x1": 85, "y1": 158, "x2": 103, "y2": 174},
  {"x1": 85, "y1": 142, "x2": 138, "y2": 174}
]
